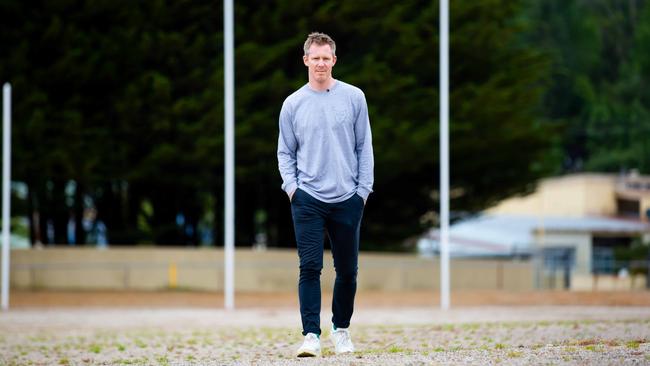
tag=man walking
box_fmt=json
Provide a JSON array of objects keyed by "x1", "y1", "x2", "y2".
[{"x1": 277, "y1": 32, "x2": 374, "y2": 357}]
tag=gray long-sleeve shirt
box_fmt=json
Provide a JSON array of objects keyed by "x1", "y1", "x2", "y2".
[{"x1": 277, "y1": 80, "x2": 374, "y2": 203}]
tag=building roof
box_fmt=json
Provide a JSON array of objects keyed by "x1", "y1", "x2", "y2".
[
  {"x1": 419, "y1": 214, "x2": 650, "y2": 257},
  {"x1": 530, "y1": 215, "x2": 650, "y2": 234}
]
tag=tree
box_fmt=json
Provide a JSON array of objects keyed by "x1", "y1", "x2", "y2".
[
  {"x1": 0, "y1": 0, "x2": 224, "y2": 245},
  {"x1": 524, "y1": 0, "x2": 650, "y2": 174},
  {"x1": 1, "y1": 0, "x2": 558, "y2": 249},
  {"x1": 234, "y1": 0, "x2": 557, "y2": 248}
]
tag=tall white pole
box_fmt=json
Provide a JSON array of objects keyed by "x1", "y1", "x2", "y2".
[
  {"x1": 223, "y1": 0, "x2": 235, "y2": 310},
  {"x1": 439, "y1": 0, "x2": 451, "y2": 310},
  {"x1": 2, "y1": 83, "x2": 11, "y2": 311}
]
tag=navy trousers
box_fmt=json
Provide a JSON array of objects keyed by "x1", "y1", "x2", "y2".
[{"x1": 291, "y1": 188, "x2": 365, "y2": 336}]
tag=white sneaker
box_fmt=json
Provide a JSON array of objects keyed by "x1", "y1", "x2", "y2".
[
  {"x1": 296, "y1": 333, "x2": 321, "y2": 357},
  {"x1": 330, "y1": 325, "x2": 355, "y2": 354}
]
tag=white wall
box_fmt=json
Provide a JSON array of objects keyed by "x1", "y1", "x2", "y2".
[{"x1": 534, "y1": 231, "x2": 592, "y2": 275}]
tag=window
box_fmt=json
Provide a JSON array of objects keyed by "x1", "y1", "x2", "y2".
[
  {"x1": 542, "y1": 247, "x2": 575, "y2": 270},
  {"x1": 616, "y1": 198, "x2": 640, "y2": 218},
  {"x1": 592, "y1": 236, "x2": 632, "y2": 274}
]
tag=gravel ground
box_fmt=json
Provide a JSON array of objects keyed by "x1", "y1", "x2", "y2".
[{"x1": 1, "y1": 306, "x2": 649, "y2": 365}]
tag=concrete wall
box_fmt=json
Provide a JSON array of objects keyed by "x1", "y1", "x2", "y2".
[
  {"x1": 572, "y1": 274, "x2": 647, "y2": 290},
  {"x1": 642, "y1": 196, "x2": 650, "y2": 222},
  {"x1": 7, "y1": 248, "x2": 535, "y2": 292},
  {"x1": 534, "y1": 231, "x2": 593, "y2": 276}
]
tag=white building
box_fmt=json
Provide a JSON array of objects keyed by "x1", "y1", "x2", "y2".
[{"x1": 420, "y1": 173, "x2": 650, "y2": 290}]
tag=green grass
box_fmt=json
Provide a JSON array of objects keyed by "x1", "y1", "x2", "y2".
[
  {"x1": 3, "y1": 319, "x2": 649, "y2": 364},
  {"x1": 89, "y1": 344, "x2": 101, "y2": 353},
  {"x1": 387, "y1": 345, "x2": 403, "y2": 353},
  {"x1": 459, "y1": 323, "x2": 481, "y2": 331},
  {"x1": 134, "y1": 339, "x2": 147, "y2": 348},
  {"x1": 440, "y1": 324, "x2": 455, "y2": 332},
  {"x1": 111, "y1": 358, "x2": 147, "y2": 365},
  {"x1": 155, "y1": 355, "x2": 170, "y2": 366},
  {"x1": 584, "y1": 345, "x2": 604, "y2": 352}
]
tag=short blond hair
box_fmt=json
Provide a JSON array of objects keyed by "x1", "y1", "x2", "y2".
[{"x1": 303, "y1": 32, "x2": 336, "y2": 56}]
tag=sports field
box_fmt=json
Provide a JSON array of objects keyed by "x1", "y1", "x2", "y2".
[{"x1": 1, "y1": 291, "x2": 649, "y2": 365}]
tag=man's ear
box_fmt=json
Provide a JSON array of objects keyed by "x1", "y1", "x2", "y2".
[
  {"x1": 332, "y1": 55, "x2": 337, "y2": 66},
  {"x1": 303, "y1": 55, "x2": 309, "y2": 67}
]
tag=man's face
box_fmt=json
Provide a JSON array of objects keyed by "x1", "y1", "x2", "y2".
[{"x1": 303, "y1": 43, "x2": 337, "y2": 83}]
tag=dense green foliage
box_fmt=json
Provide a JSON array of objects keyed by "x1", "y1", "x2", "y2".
[
  {"x1": 525, "y1": 0, "x2": 650, "y2": 173},
  {"x1": 1, "y1": 0, "x2": 224, "y2": 245},
  {"x1": 2, "y1": 0, "x2": 644, "y2": 249},
  {"x1": 614, "y1": 238, "x2": 650, "y2": 275}
]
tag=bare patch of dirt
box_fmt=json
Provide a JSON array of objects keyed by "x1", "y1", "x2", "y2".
[{"x1": 9, "y1": 289, "x2": 650, "y2": 308}]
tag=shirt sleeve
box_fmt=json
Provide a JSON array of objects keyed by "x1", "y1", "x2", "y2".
[
  {"x1": 277, "y1": 101, "x2": 298, "y2": 195},
  {"x1": 354, "y1": 92, "x2": 374, "y2": 200}
]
